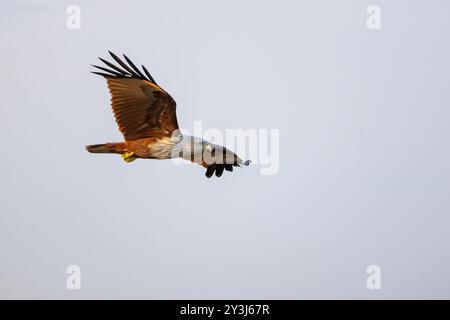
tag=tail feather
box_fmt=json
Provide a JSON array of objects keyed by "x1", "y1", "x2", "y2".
[{"x1": 86, "y1": 143, "x2": 124, "y2": 154}]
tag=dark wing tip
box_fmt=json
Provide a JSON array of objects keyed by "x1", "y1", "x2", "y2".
[
  {"x1": 108, "y1": 50, "x2": 119, "y2": 60},
  {"x1": 205, "y1": 164, "x2": 216, "y2": 178},
  {"x1": 142, "y1": 64, "x2": 156, "y2": 84},
  {"x1": 215, "y1": 165, "x2": 225, "y2": 177},
  {"x1": 243, "y1": 160, "x2": 251, "y2": 166},
  {"x1": 91, "y1": 64, "x2": 123, "y2": 77},
  {"x1": 105, "y1": 51, "x2": 140, "y2": 79},
  {"x1": 91, "y1": 71, "x2": 114, "y2": 78},
  {"x1": 90, "y1": 51, "x2": 156, "y2": 84},
  {"x1": 123, "y1": 54, "x2": 146, "y2": 79},
  {"x1": 205, "y1": 164, "x2": 237, "y2": 178}
]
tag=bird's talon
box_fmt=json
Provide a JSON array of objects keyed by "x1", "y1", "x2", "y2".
[{"x1": 122, "y1": 152, "x2": 136, "y2": 163}]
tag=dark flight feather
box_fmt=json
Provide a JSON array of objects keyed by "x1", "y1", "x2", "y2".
[
  {"x1": 108, "y1": 51, "x2": 138, "y2": 77},
  {"x1": 215, "y1": 165, "x2": 225, "y2": 177},
  {"x1": 92, "y1": 51, "x2": 157, "y2": 84},
  {"x1": 91, "y1": 65, "x2": 124, "y2": 77},
  {"x1": 142, "y1": 65, "x2": 156, "y2": 84},
  {"x1": 123, "y1": 54, "x2": 146, "y2": 79},
  {"x1": 91, "y1": 71, "x2": 115, "y2": 77},
  {"x1": 205, "y1": 165, "x2": 216, "y2": 178},
  {"x1": 99, "y1": 57, "x2": 131, "y2": 76}
]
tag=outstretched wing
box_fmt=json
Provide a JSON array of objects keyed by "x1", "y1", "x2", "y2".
[
  {"x1": 92, "y1": 51, "x2": 179, "y2": 141},
  {"x1": 185, "y1": 143, "x2": 251, "y2": 178},
  {"x1": 202, "y1": 149, "x2": 251, "y2": 178}
]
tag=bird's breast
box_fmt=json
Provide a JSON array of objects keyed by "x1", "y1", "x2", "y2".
[{"x1": 147, "y1": 137, "x2": 177, "y2": 159}]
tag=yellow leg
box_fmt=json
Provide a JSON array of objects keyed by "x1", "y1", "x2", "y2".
[{"x1": 121, "y1": 152, "x2": 137, "y2": 163}]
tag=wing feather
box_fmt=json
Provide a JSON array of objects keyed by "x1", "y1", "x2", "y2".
[{"x1": 92, "y1": 52, "x2": 178, "y2": 140}]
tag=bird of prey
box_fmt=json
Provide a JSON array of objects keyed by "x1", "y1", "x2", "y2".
[{"x1": 86, "y1": 51, "x2": 250, "y2": 178}]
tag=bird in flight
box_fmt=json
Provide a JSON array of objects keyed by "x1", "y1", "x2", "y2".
[{"x1": 86, "y1": 51, "x2": 250, "y2": 178}]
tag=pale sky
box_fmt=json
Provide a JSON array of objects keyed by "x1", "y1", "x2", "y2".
[{"x1": 1, "y1": 0, "x2": 450, "y2": 299}]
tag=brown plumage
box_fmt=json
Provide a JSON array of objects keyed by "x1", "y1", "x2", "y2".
[{"x1": 86, "y1": 51, "x2": 250, "y2": 178}]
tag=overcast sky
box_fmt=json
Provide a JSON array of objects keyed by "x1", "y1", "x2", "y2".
[{"x1": 1, "y1": 0, "x2": 450, "y2": 299}]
